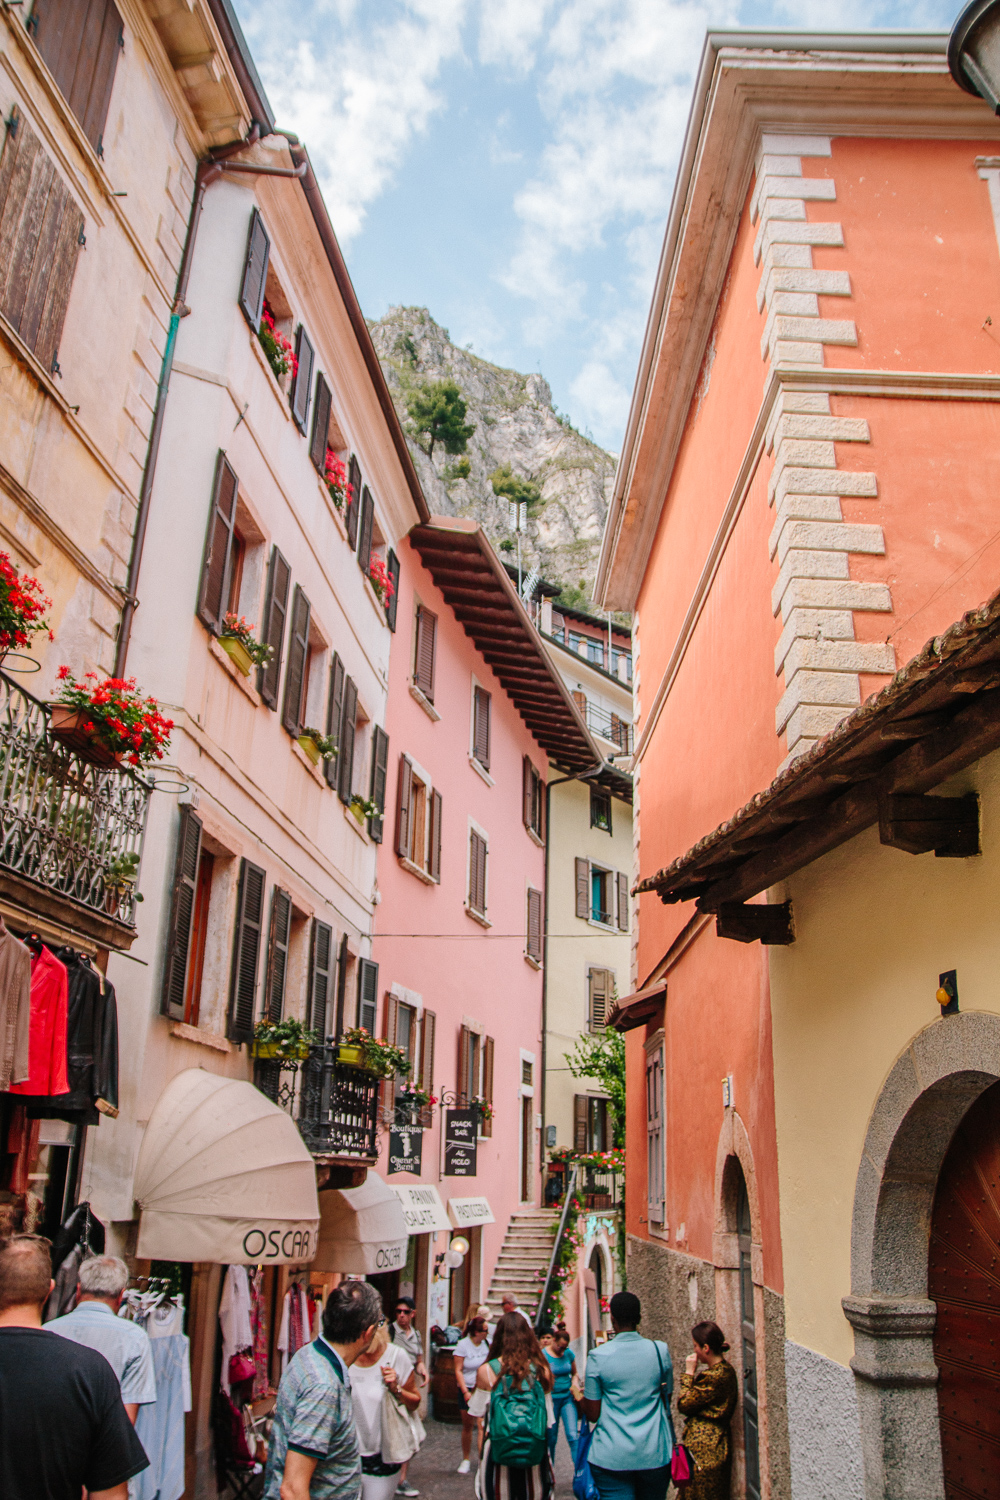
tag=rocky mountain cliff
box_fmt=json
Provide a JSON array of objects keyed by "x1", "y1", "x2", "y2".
[{"x1": 368, "y1": 307, "x2": 616, "y2": 605}]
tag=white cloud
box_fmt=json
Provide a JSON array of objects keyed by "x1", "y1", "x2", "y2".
[
  {"x1": 569, "y1": 359, "x2": 631, "y2": 447},
  {"x1": 477, "y1": 0, "x2": 552, "y2": 72}
]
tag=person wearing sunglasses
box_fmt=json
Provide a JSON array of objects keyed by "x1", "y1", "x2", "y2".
[{"x1": 389, "y1": 1298, "x2": 427, "y2": 1497}]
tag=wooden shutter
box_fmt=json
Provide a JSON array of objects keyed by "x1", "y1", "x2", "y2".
[
  {"x1": 429, "y1": 790, "x2": 443, "y2": 883},
  {"x1": 572, "y1": 690, "x2": 587, "y2": 716},
  {"x1": 310, "y1": 373, "x2": 332, "y2": 472},
  {"x1": 265, "y1": 886, "x2": 292, "y2": 1023},
  {"x1": 309, "y1": 919, "x2": 333, "y2": 1037},
  {"x1": 238, "y1": 207, "x2": 270, "y2": 330},
  {"x1": 414, "y1": 606, "x2": 437, "y2": 700},
  {"x1": 589, "y1": 969, "x2": 610, "y2": 1030},
  {"x1": 345, "y1": 455, "x2": 362, "y2": 548},
  {"x1": 334, "y1": 933, "x2": 349, "y2": 1038},
  {"x1": 469, "y1": 830, "x2": 487, "y2": 914},
  {"x1": 386, "y1": 550, "x2": 400, "y2": 631},
  {"x1": 291, "y1": 325, "x2": 314, "y2": 432},
  {"x1": 384, "y1": 991, "x2": 399, "y2": 1047},
  {"x1": 395, "y1": 756, "x2": 414, "y2": 859},
  {"x1": 357, "y1": 958, "x2": 378, "y2": 1033},
  {"x1": 458, "y1": 1025, "x2": 472, "y2": 1102},
  {"x1": 281, "y1": 585, "x2": 311, "y2": 736},
  {"x1": 523, "y1": 757, "x2": 533, "y2": 830},
  {"x1": 324, "y1": 653, "x2": 345, "y2": 789},
  {"x1": 482, "y1": 1034, "x2": 495, "y2": 1138},
  {"x1": 419, "y1": 1009, "x2": 436, "y2": 1093},
  {"x1": 574, "y1": 1095, "x2": 589, "y2": 1153},
  {"x1": 32, "y1": 0, "x2": 123, "y2": 156},
  {"x1": 617, "y1": 873, "x2": 629, "y2": 932},
  {"x1": 473, "y1": 687, "x2": 491, "y2": 769},
  {"x1": 160, "y1": 805, "x2": 202, "y2": 1019},
  {"x1": 527, "y1": 888, "x2": 542, "y2": 963},
  {"x1": 337, "y1": 677, "x2": 357, "y2": 804},
  {"x1": 258, "y1": 547, "x2": 290, "y2": 708},
  {"x1": 0, "y1": 115, "x2": 84, "y2": 374},
  {"x1": 197, "y1": 452, "x2": 238, "y2": 633},
  {"x1": 368, "y1": 725, "x2": 389, "y2": 842},
  {"x1": 357, "y1": 485, "x2": 375, "y2": 572},
  {"x1": 575, "y1": 857, "x2": 590, "y2": 920},
  {"x1": 227, "y1": 859, "x2": 266, "y2": 1042}
]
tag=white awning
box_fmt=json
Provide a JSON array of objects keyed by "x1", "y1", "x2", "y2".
[
  {"x1": 392, "y1": 1182, "x2": 451, "y2": 1233},
  {"x1": 313, "y1": 1174, "x2": 410, "y2": 1274},
  {"x1": 448, "y1": 1195, "x2": 495, "y2": 1228},
  {"x1": 134, "y1": 1069, "x2": 320, "y2": 1264}
]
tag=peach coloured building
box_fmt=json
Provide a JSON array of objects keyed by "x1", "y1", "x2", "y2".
[{"x1": 597, "y1": 29, "x2": 1000, "y2": 1500}]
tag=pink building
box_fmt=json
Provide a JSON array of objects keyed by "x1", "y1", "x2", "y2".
[{"x1": 371, "y1": 517, "x2": 597, "y2": 1334}]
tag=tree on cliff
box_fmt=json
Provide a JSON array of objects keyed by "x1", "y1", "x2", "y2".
[
  {"x1": 489, "y1": 463, "x2": 541, "y2": 515},
  {"x1": 405, "y1": 379, "x2": 475, "y2": 461}
]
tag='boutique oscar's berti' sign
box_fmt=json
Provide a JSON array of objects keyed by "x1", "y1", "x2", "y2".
[
  {"x1": 444, "y1": 1109, "x2": 478, "y2": 1177},
  {"x1": 388, "y1": 1123, "x2": 423, "y2": 1176}
]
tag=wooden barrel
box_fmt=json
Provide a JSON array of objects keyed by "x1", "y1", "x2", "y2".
[{"x1": 431, "y1": 1345, "x2": 463, "y2": 1423}]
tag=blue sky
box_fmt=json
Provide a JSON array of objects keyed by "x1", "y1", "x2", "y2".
[{"x1": 233, "y1": 0, "x2": 959, "y2": 453}]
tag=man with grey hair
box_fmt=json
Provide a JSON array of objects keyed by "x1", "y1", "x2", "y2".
[
  {"x1": 48, "y1": 1254, "x2": 156, "y2": 1422},
  {"x1": 500, "y1": 1292, "x2": 529, "y2": 1326}
]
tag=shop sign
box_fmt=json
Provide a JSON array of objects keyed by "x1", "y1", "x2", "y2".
[
  {"x1": 239, "y1": 1224, "x2": 318, "y2": 1262},
  {"x1": 388, "y1": 1123, "x2": 423, "y2": 1176},
  {"x1": 444, "y1": 1109, "x2": 478, "y2": 1177},
  {"x1": 448, "y1": 1195, "x2": 494, "y2": 1227},
  {"x1": 391, "y1": 1183, "x2": 451, "y2": 1233}
]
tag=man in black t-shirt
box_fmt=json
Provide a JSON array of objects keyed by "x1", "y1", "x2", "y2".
[{"x1": 0, "y1": 1233, "x2": 148, "y2": 1500}]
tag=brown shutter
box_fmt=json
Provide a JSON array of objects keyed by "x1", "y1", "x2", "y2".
[
  {"x1": 239, "y1": 207, "x2": 270, "y2": 330},
  {"x1": 337, "y1": 677, "x2": 357, "y2": 804},
  {"x1": 334, "y1": 933, "x2": 349, "y2": 1038},
  {"x1": 523, "y1": 757, "x2": 533, "y2": 830},
  {"x1": 160, "y1": 805, "x2": 202, "y2": 1019},
  {"x1": 384, "y1": 991, "x2": 399, "y2": 1047},
  {"x1": 258, "y1": 547, "x2": 290, "y2": 708},
  {"x1": 197, "y1": 452, "x2": 238, "y2": 633},
  {"x1": 482, "y1": 1035, "x2": 495, "y2": 1138},
  {"x1": 419, "y1": 1009, "x2": 436, "y2": 1093},
  {"x1": 357, "y1": 485, "x2": 374, "y2": 572},
  {"x1": 324, "y1": 653, "x2": 345, "y2": 789},
  {"x1": 345, "y1": 455, "x2": 362, "y2": 548},
  {"x1": 368, "y1": 725, "x2": 389, "y2": 842},
  {"x1": 572, "y1": 690, "x2": 587, "y2": 716},
  {"x1": 310, "y1": 372, "x2": 332, "y2": 471},
  {"x1": 227, "y1": 858, "x2": 266, "y2": 1042},
  {"x1": 473, "y1": 687, "x2": 491, "y2": 770},
  {"x1": 309, "y1": 919, "x2": 333, "y2": 1037},
  {"x1": 429, "y1": 790, "x2": 443, "y2": 883},
  {"x1": 469, "y1": 830, "x2": 487, "y2": 913},
  {"x1": 265, "y1": 887, "x2": 292, "y2": 1023},
  {"x1": 527, "y1": 888, "x2": 542, "y2": 963},
  {"x1": 281, "y1": 585, "x2": 311, "y2": 736},
  {"x1": 414, "y1": 606, "x2": 437, "y2": 700},
  {"x1": 33, "y1": 0, "x2": 124, "y2": 155},
  {"x1": 575, "y1": 858, "x2": 590, "y2": 920},
  {"x1": 574, "y1": 1095, "x2": 588, "y2": 1153},
  {"x1": 458, "y1": 1024, "x2": 472, "y2": 1102},
  {"x1": 357, "y1": 958, "x2": 378, "y2": 1033},
  {"x1": 617, "y1": 873, "x2": 629, "y2": 932},
  {"x1": 395, "y1": 755, "x2": 414, "y2": 859},
  {"x1": 589, "y1": 969, "x2": 609, "y2": 1031},
  {"x1": 386, "y1": 550, "x2": 400, "y2": 632},
  {"x1": 291, "y1": 325, "x2": 314, "y2": 432}
]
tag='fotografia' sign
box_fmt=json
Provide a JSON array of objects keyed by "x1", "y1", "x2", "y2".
[{"x1": 444, "y1": 1109, "x2": 478, "y2": 1177}]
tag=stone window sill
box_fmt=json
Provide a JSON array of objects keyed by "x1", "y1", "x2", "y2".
[
  {"x1": 291, "y1": 736, "x2": 328, "y2": 785},
  {"x1": 169, "y1": 1020, "x2": 231, "y2": 1053},
  {"x1": 344, "y1": 802, "x2": 372, "y2": 843},
  {"x1": 465, "y1": 904, "x2": 491, "y2": 928},
  {"x1": 209, "y1": 637, "x2": 262, "y2": 705},
  {"x1": 525, "y1": 826, "x2": 544, "y2": 849},
  {"x1": 248, "y1": 328, "x2": 293, "y2": 420},
  {"x1": 410, "y1": 684, "x2": 440, "y2": 722},
  {"x1": 469, "y1": 755, "x2": 494, "y2": 787},
  {"x1": 400, "y1": 855, "x2": 436, "y2": 885},
  {"x1": 524, "y1": 953, "x2": 542, "y2": 971}
]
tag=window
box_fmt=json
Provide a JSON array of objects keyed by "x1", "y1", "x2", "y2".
[
  {"x1": 575, "y1": 858, "x2": 628, "y2": 929},
  {"x1": 591, "y1": 866, "x2": 612, "y2": 926},
  {"x1": 31, "y1": 0, "x2": 123, "y2": 156},
  {"x1": 575, "y1": 1094, "x2": 609, "y2": 1153},
  {"x1": 264, "y1": 887, "x2": 292, "y2": 1023},
  {"x1": 281, "y1": 585, "x2": 312, "y2": 737},
  {"x1": 357, "y1": 485, "x2": 375, "y2": 574},
  {"x1": 0, "y1": 113, "x2": 85, "y2": 376},
  {"x1": 586, "y1": 638, "x2": 605, "y2": 668},
  {"x1": 589, "y1": 968, "x2": 612, "y2": 1031},
  {"x1": 345, "y1": 455, "x2": 362, "y2": 549},
  {"x1": 336, "y1": 677, "x2": 359, "y2": 805},
  {"x1": 290, "y1": 325, "x2": 314, "y2": 433},
  {"x1": 357, "y1": 957, "x2": 378, "y2": 1033},
  {"x1": 197, "y1": 453, "x2": 265, "y2": 639},
  {"x1": 590, "y1": 786, "x2": 612, "y2": 833},
  {"x1": 526, "y1": 888, "x2": 543, "y2": 964},
  {"x1": 413, "y1": 605, "x2": 437, "y2": 702},
  {"x1": 308, "y1": 919, "x2": 334, "y2": 1038},
  {"x1": 258, "y1": 546, "x2": 291, "y2": 709},
  {"x1": 161, "y1": 805, "x2": 210, "y2": 1024},
  {"x1": 458, "y1": 1024, "x2": 494, "y2": 1137},
  {"x1": 471, "y1": 685, "x2": 491, "y2": 771},
  {"x1": 396, "y1": 756, "x2": 442, "y2": 882},
  {"x1": 385, "y1": 551, "x2": 401, "y2": 632},
  {"x1": 646, "y1": 1043, "x2": 665, "y2": 1224},
  {"x1": 239, "y1": 209, "x2": 269, "y2": 330},
  {"x1": 612, "y1": 648, "x2": 633, "y2": 683},
  {"x1": 468, "y1": 828, "x2": 488, "y2": 918},
  {"x1": 523, "y1": 758, "x2": 543, "y2": 839},
  {"x1": 309, "y1": 372, "x2": 333, "y2": 474},
  {"x1": 368, "y1": 726, "x2": 390, "y2": 843},
  {"x1": 227, "y1": 858, "x2": 266, "y2": 1042}
]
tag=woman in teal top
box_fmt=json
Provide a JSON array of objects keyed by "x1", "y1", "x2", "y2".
[
  {"x1": 543, "y1": 1330, "x2": 579, "y2": 1460},
  {"x1": 580, "y1": 1291, "x2": 673, "y2": 1500}
]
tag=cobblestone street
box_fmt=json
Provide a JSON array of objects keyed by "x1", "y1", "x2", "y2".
[{"x1": 407, "y1": 1417, "x2": 577, "y2": 1500}]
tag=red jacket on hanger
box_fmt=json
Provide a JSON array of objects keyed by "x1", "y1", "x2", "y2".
[{"x1": 10, "y1": 945, "x2": 69, "y2": 1097}]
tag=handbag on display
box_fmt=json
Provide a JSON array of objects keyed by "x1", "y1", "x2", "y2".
[{"x1": 229, "y1": 1350, "x2": 256, "y2": 1385}]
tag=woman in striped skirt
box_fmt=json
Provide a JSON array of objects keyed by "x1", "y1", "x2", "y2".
[{"x1": 475, "y1": 1313, "x2": 554, "y2": 1500}]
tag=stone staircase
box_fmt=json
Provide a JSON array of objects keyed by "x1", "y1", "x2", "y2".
[{"x1": 485, "y1": 1207, "x2": 560, "y2": 1318}]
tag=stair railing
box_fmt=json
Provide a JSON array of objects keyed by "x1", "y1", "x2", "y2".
[{"x1": 534, "y1": 1162, "x2": 579, "y2": 1332}]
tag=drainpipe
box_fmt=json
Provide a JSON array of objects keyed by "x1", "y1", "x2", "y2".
[{"x1": 113, "y1": 137, "x2": 306, "y2": 677}]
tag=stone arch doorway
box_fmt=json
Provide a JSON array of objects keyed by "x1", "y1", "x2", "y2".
[{"x1": 843, "y1": 1012, "x2": 1000, "y2": 1500}]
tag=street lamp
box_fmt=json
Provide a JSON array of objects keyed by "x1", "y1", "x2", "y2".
[{"x1": 950, "y1": 0, "x2": 1000, "y2": 112}]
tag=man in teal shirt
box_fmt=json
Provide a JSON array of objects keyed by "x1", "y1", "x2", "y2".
[{"x1": 580, "y1": 1291, "x2": 673, "y2": 1500}]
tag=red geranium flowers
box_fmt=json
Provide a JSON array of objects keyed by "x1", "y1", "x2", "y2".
[
  {"x1": 0, "y1": 552, "x2": 52, "y2": 653},
  {"x1": 55, "y1": 669, "x2": 173, "y2": 767}
]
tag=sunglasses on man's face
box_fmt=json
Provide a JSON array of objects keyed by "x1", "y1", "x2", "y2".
[{"x1": 395, "y1": 1307, "x2": 411, "y2": 1315}]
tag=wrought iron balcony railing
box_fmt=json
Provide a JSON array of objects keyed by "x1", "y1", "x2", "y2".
[
  {"x1": 0, "y1": 671, "x2": 151, "y2": 929},
  {"x1": 584, "y1": 703, "x2": 633, "y2": 755},
  {"x1": 545, "y1": 1158, "x2": 624, "y2": 1211},
  {"x1": 254, "y1": 1045, "x2": 380, "y2": 1161}
]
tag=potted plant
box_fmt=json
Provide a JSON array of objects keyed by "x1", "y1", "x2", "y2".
[
  {"x1": 219, "y1": 614, "x2": 273, "y2": 677},
  {"x1": 323, "y1": 449, "x2": 352, "y2": 512},
  {"x1": 367, "y1": 555, "x2": 395, "y2": 609},
  {"x1": 103, "y1": 851, "x2": 143, "y2": 915},
  {"x1": 349, "y1": 793, "x2": 377, "y2": 826},
  {"x1": 297, "y1": 726, "x2": 336, "y2": 767},
  {"x1": 337, "y1": 1026, "x2": 412, "y2": 1079},
  {"x1": 395, "y1": 1081, "x2": 436, "y2": 1126},
  {"x1": 258, "y1": 300, "x2": 298, "y2": 385},
  {"x1": 50, "y1": 668, "x2": 173, "y2": 768},
  {"x1": 251, "y1": 1017, "x2": 318, "y2": 1060},
  {"x1": 469, "y1": 1096, "x2": 494, "y2": 1126},
  {"x1": 0, "y1": 553, "x2": 52, "y2": 663}
]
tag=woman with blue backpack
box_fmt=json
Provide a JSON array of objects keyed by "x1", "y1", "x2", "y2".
[{"x1": 474, "y1": 1311, "x2": 555, "y2": 1500}]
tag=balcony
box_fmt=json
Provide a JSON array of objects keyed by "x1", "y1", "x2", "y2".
[
  {"x1": 584, "y1": 702, "x2": 633, "y2": 756},
  {"x1": 0, "y1": 671, "x2": 151, "y2": 946},
  {"x1": 545, "y1": 1157, "x2": 624, "y2": 1211},
  {"x1": 254, "y1": 1045, "x2": 380, "y2": 1163}
]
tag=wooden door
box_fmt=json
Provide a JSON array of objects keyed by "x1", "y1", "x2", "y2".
[
  {"x1": 521, "y1": 1094, "x2": 533, "y2": 1201},
  {"x1": 737, "y1": 1171, "x2": 761, "y2": 1500},
  {"x1": 930, "y1": 1080, "x2": 1000, "y2": 1497}
]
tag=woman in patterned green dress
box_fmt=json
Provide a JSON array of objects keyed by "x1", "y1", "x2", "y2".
[{"x1": 676, "y1": 1322, "x2": 739, "y2": 1500}]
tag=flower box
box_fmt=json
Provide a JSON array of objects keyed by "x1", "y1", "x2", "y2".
[
  {"x1": 297, "y1": 734, "x2": 321, "y2": 767},
  {"x1": 219, "y1": 635, "x2": 253, "y2": 677},
  {"x1": 252, "y1": 1040, "x2": 310, "y2": 1061},
  {"x1": 335, "y1": 1043, "x2": 367, "y2": 1068},
  {"x1": 49, "y1": 706, "x2": 123, "y2": 767}
]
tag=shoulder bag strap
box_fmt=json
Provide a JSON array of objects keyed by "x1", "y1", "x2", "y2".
[{"x1": 653, "y1": 1341, "x2": 677, "y2": 1449}]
